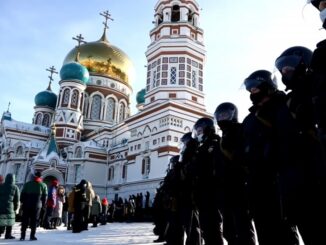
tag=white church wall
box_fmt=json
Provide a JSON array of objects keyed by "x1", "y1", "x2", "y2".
[{"x1": 83, "y1": 161, "x2": 107, "y2": 187}]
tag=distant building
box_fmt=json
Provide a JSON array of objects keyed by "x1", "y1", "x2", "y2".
[{"x1": 0, "y1": 0, "x2": 210, "y2": 202}]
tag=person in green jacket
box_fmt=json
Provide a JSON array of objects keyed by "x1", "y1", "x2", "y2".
[
  {"x1": 0, "y1": 173, "x2": 20, "y2": 239},
  {"x1": 20, "y1": 171, "x2": 47, "y2": 241}
]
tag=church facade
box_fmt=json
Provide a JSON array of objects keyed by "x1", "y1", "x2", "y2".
[{"x1": 0, "y1": 0, "x2": 210, "y2": 202}]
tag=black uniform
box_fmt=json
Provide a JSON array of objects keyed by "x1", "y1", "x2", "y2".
[
  {"x1": 178, "y1": 137, "x2": 202, "y2": 245},
  {"x1": 303, "y1": 39, "x2": 326, "y2": 244},
  {"x1": 242, "y1": 91, "x2": 300, "y2": 245},
  {"x1": 219, "y1": 122, "x2": 256, "y2": 245},
  {"x1": 193, "y1": 134, "x2": 224, "y2": 245}
]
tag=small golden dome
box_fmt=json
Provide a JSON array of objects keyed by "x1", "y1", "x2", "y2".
[{"x1": 63, "y1": 33, "x2": 134, "y2": 86}]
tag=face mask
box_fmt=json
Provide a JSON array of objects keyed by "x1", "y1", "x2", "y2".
[
  {"x1": 320, "y1": 8, "x2": 326, "y2": 27},
  {"x1": 250, "y1": 92, "x2": 265, "y2": 105},
  {"x1": 197, "y1": 134, "x2": 204, "y2": 143},
  {"x1": 179, "y1": 154, "x2": 183, "y2": 163},
  {"x1": 217, "y1": 121, "x2": 233, "y2": 131}
]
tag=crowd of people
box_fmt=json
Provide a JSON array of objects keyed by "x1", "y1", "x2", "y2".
[
  {"x1": 151, "y1": 1, "x2": 326, "y2": 245},
  {"x1": 0, "y1": 173, "x2": 154, "y2": 241}
]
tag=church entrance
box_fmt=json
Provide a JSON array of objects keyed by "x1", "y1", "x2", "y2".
[{"x1": 43, "y1": 175, "x2": 58, "y2": 188}]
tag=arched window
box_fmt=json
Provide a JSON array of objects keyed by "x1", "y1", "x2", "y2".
[
  {"x1": 42, "y1": 114, "x2": 50, "y2": 127},
  {"x1": 122, "y1": 165, "x2": 127, "y2": 179},
  {"x1": 105, "y1": 98, "x2": 115, "y2": 122},
  {"x1": 108, "y1": 166, "x2": 115, "y2": 181},
  {"x1": 171, "y1": 5, "x2": 180, "y2": 22},
  {"x1": 91, "y1": 95, "x2": 102, "y2": 120},
  {"x1": 83, "y1": 95, "x2": 89, "y2": 117},
  {"x1": 13, "y1": 164, "x2": 21, "y2": 177},
  {"x1": 118, "y1": 103, "x2": 125, "y2": 122},
  {"x1": 36, "y1": 113, "x2": 42, "y2": 125},
  {"x1": 71, "y1": 90, "x2": 79, "y2": 108},
  {"x1": 16, "y1": 146, "x2": 23, "y2": 157},
  {"x1": 62, "y1": 88, "x2": 70, "y2": 106},
  {"x1": 141, "y1": 157, "x2": 151, "y2": 177},
  {"x1": 75, "y1": 146, "x2": 82, "y2": 158}
]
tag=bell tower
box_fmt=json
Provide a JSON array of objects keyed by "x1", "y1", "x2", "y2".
[{"x1": 144, "y1": 0, "x2": 206, "y2": 111}]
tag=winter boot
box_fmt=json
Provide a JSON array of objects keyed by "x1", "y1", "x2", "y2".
[
  {"x1": 4, "y1": 226, "x2": 15, "y2": 239},
  {"x1": 20, "y1": 229, "x2": 26, "y2": 241},
  {"x1": 30, "y1": 229, "x2": 37, "y2": 240}
]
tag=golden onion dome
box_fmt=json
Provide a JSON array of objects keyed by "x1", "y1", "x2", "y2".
[{"x1": 63, "y1": 32, "x2": 134, "y2": 86}]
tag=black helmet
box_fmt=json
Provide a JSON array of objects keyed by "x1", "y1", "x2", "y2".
[
  {"x1": 181, "y1": 132, "x2": 193, "y2": 145},
  {"x1": 243, "y1": 70, "x2": 277, "y2": 91},
  {"x1": 193, "y1": 117, "x2": 215, "y2": 142},
  {"x1": 169, "y1": 155, "x2": 180, "y2": 169},
  {"x1": 214, "y1": 102, "x2": 238, "y2": 123},
  {"x1": 275, "y1": 46, "x2": 313, "y2": 72},
  {"x1": 309, "y1": 0, "x2": 322, "y2": 9}
]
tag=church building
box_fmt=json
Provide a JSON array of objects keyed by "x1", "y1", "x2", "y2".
[{"x1": 0, "y1": 0, "x2": 210, "y2": 202}]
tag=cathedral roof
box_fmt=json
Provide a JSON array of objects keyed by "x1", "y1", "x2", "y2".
[
  {"x1": 34, "y1": 82, "x2": 58, "y2": 109},
  {"x1": 47, "y1": 130, "x2": 59, "y2": 156},
  {"x1": 62, "y1": 30, "x2": 134, "y2": 87},
  {"x1": 60, "y1": 61, "x2": 90, "y2": 84},
  {"x1": 136, "y1": 88, "x2": 146, "y2": 104}
]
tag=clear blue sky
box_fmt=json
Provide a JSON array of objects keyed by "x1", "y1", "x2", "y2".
[{"x1": 0, "y1": 0, "x2": 324, "y2": 123}]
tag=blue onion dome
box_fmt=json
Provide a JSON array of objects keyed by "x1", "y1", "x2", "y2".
[
  {"x1": 136, "y1": 88, "x2": 146, "y2": 104},
  {"x1": 60, "y1": 61, "x2": 90, "y2": 84},
  {"x1": 34, "y1": 82, "x2": 58, "y2": 109}
]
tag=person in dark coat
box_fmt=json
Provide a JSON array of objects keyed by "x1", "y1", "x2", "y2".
[
  {"x1": 214, "y1": 102, "x2": 256, "y2": 245},
  {"x1": 242, "y1": 70, "x2": 300, "y2": 245},
  {"x1": 192, "y1": 117, "x2": 225, "y2": 245},
  {"x1": 20, "y1": 171, "x2": 47, "y2": 241},
  {"x1": 178, "y1": 132, "x2": 202, "y2": 245},
  {"x1": 0, "y1": 174, "x2": 20, "y2": 239},
  {"x1": 72, "y1": 179, "x2": 88, "y2": 233},
  {"x1": 90, "y1": 195, "x2": 102, "y2": 227},
  {"x1": 275, "y1": 45, "x2": 326, "y2": 244}
]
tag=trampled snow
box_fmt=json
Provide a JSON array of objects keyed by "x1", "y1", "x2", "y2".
[
  {"x1": 0, "y1": 222, "x2": 161, "y2": 245},
  {"x1": 0, "y1": 222, "x2": 304, "y2": 245}
]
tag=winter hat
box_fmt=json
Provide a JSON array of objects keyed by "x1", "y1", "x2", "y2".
[
  {"x1": 52, "y1": 179, "x2": 59, "y2": 186},
  {"x1": 34, "y1": 171, "x2": 42, "y2": 177}
]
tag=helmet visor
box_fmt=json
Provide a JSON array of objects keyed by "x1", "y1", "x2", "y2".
[
  {"x1": 243, "y1": 78, "x2": 263, "y2": 91},
  {"x1": 275, "y1": 55, "x2": 302, "y2": 72},
  {"x1": 215, "y1": 110, "x2": 236, "y2": 122}
]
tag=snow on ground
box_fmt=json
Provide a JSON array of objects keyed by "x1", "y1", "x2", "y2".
[
  {"x1": 0, "y1": 222, "x2": 162, "y2": 245},
  {"x1": 0, "y1": 222, "x2": 304, "y2": 245}
]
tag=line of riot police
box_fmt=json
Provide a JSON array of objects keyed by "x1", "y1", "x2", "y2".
[{"x1": 152, "y1": 1, "x2": 326, "y2": 244}]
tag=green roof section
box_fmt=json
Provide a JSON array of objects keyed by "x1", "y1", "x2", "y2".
[{"x1": 47, "y1": 130, "x2": 59, "y2": 156}]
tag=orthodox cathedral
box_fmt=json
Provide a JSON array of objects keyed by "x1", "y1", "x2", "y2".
[{"x1": 0, "y1": 0, "x2": 210, "y2": 202}]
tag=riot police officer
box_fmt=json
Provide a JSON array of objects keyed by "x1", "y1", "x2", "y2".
[
  {"x1": 276, "y1": 46, "x2": 326, "y2": 245},
  {"x1": 214, "y1": 102, "x2": 256, "y2": 245},
  {"x1": 192, "y1": 117, "x2": 224, "y2": 245},
  {"x1": 307, "y1": 1, "x2": 326, "y2": 145},
  {"x1": 242, "y1": 70, "x2": 299, "y2": 245},
  {"x1": 178, "y1": 132, "x2": 202, "y2": 245}
]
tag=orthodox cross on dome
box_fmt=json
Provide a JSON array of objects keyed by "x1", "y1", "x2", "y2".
[
  {"x1": 72, "y1": 34, "x2": 86, "y2": 47},
  {"x1": 100, "y1": 10, "x2": 114, "y2": 31},
  {"x1": 46, "y1": 66, "x2": 58, "y2": 90},
  {"x1": 7, "y1": 102, "x2": 11, "y2": 112},
  {"x1": 72, "y1": 34, "x2": 86, "y2": 62}
]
